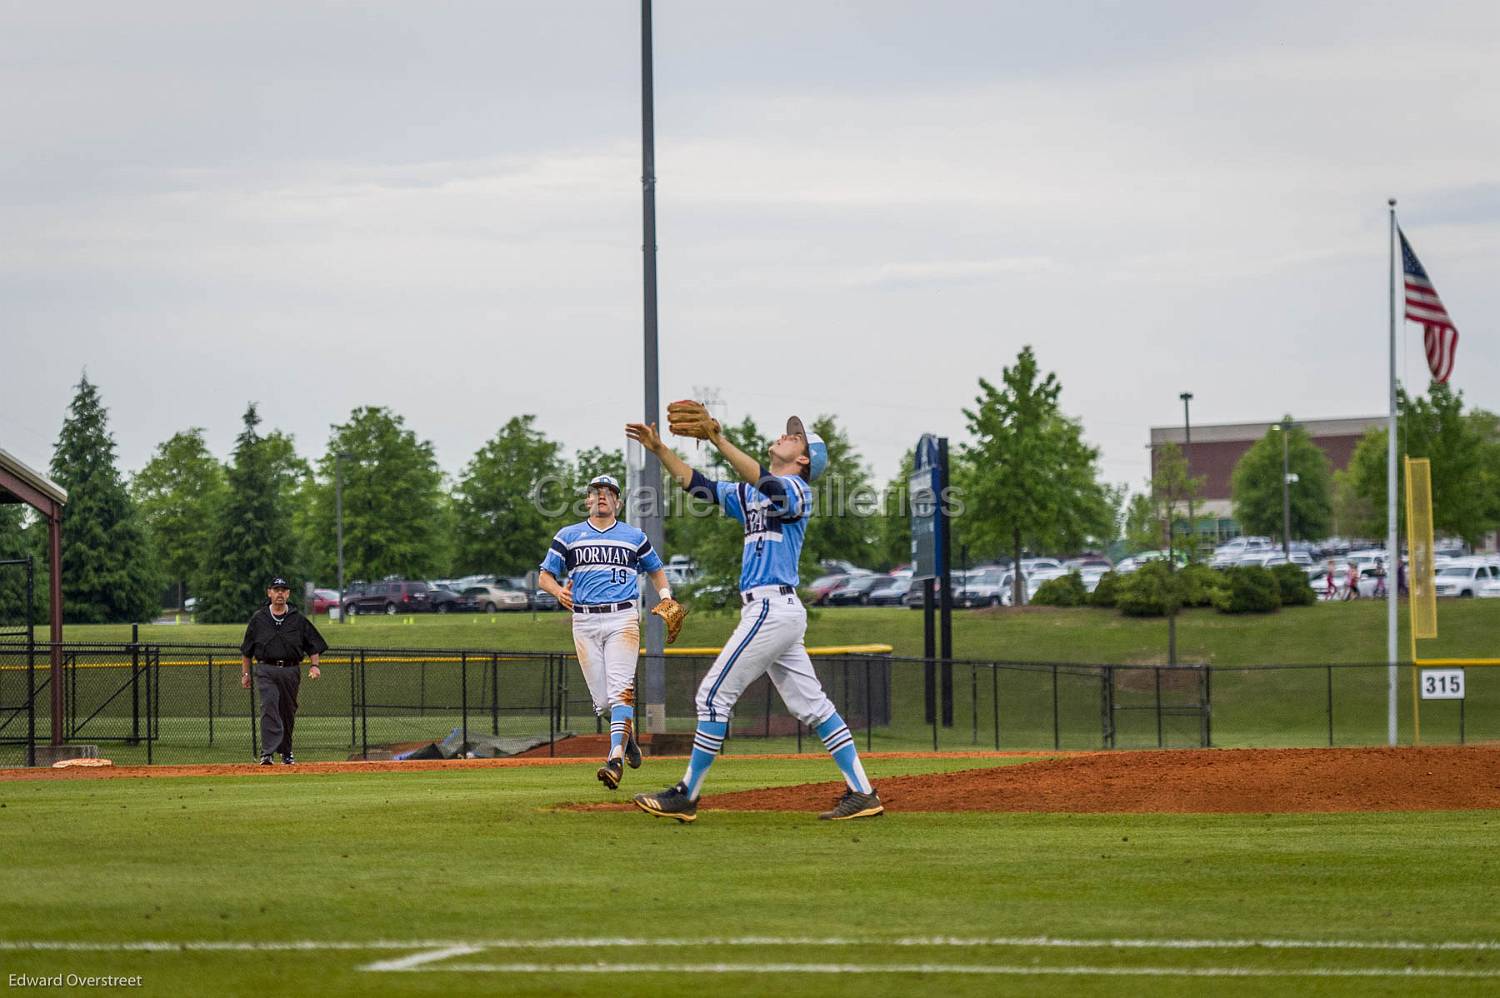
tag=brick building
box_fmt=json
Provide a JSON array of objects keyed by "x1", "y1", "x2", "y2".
[{"x1": 1149, "y1": 416, "x2": 1385, "y2": 540}]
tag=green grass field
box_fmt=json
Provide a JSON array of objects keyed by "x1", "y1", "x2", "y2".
[{"x1": 2, "y1": 756, "x2": 1498, "y2": 997}]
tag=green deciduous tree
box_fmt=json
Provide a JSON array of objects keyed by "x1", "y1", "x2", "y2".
[
  {"x1": 797, "y1": 415, "x2": 881, "y2": 579},
  {"x1": 874, "y1": 448, "x2": 917, "y2": 571},
  {"x1": 573, "y1": 446, "x2": 625, "y2": 487},
  {"x1": 1152, "y1": 443, "x2": 1205, "y2": 560},
  {"x1": 453, "y1": 416, "x2": 570, "y2": 577},
  {"x1": 130, "y1": 428, "x2": 226, "y2": 609},
  {"x1": 0, "y1": 505, "x2": 35, "y2": 625},
  {"x1": 1345, "y1": 385, "x2": 1500, "y2": 545},
  {"x1": 1229, "y1": 419, "x2": 1332, "y2": 543},
  {"x1": 196, "y1": 405, "x2": 300, "y2": 623},
  {"x1": 304, "y1": 407, "x2": 449, "y2": 583},
  {"x1": 958, "y1": 346, "x2": 1114, "y2": 605},
  {"x1": 49, "y1": 376, "x2": 161, "y2": 623}
]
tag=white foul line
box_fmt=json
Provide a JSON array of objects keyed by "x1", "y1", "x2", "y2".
[
  {"x1": 369, "y1": 962, "x2": 1500, "y2": 979},
  {"x1": 3, "y1": 935, "x2": 1500, "y2": 953},
  {"x1": 360, "y1": 945, "x2": 484, "y2": 972}
]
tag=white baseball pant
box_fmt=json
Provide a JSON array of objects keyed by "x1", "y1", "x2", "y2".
[
  {"x1": 695, "y1": 587, "x2": 836, "y2": 726},
  {"x1": 571, "y1": 608, "x2": 639, "y2": 715}
]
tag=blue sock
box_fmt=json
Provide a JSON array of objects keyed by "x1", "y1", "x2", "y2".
[
  {"x1": 817, "y1": 713, "x2": 872, "y2": 794},
  {"x1": 608, "y1": 704, "x2": 634, "y2": 759},
  {"x1": 681, "y1": 721, "x2": 728, "y2": 799}
]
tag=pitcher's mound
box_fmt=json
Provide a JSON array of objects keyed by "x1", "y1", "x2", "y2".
[{"x1": 706, "y1": 746, "x2": 1500, "y2": 814}]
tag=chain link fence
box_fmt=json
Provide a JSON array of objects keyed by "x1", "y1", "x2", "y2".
[{"x1": 2, "y1": 640, "x2": 1495, "y2": 767}]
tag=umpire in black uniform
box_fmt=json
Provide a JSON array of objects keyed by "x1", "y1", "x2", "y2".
[{"x1": 240, "y1": 576, "x2": 328, "y2": 765}]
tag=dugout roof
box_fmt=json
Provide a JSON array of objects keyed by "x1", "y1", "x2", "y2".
[{"x1": 0, "y1": 446, "x2": 67, "y2": 512}]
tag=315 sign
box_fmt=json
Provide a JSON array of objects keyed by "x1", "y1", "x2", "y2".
[{"x1": 1419, "y1": 668, "x2": 1466, "y2": 701}]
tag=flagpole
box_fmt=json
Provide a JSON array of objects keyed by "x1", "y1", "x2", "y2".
[{"x1": 1387, "y1": 198, "x2": 1399, "y2": 746}]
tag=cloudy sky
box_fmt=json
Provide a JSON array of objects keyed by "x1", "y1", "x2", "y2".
[{"x1": 4, "y1": 1, "x2": 1496, "y2": 495}]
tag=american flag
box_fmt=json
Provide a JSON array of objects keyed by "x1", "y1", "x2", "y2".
[{"x1": 1400, "y1": 229, "x2": 1460, "y2": 383}]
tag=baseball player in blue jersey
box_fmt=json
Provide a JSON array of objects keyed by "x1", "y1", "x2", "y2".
[
  {"x1": 538, "y1": 474, "x2": 675, "y2": 791},
  {"x1": 625, "y1": 407, "x2": 883, "y2": 822}
]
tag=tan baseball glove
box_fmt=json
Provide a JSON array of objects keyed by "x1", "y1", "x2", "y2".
[
  {"x1": 650, "y1": 596, "x2": 688, "y2": 644},
  {"x1": 667, "y1": 399, "x2": 721, "y2": 440}
]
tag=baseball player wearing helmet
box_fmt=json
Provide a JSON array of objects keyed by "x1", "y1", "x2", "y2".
[
  {"x1": 539, "y1": 474, "x2": 674, "y2": 791},
  {"x1": 625, "y1": 412, "x2": 883, "y2": 822}
]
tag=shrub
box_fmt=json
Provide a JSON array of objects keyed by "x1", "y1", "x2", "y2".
[
  {"x1": 1270, "y1": 562, "x2": 1316, "y2": 606},
  {"x1": 1212, "y1": 565, "x2": 1281, "y2": 614},
  {"x1": 1088, "y1": 570, "x2": 1122, "y2": 608},
  {"x1": 1178, "y1": 563, "x2": 1226, "y2": 608},
  {"x1": 1032, "y1": 571, "x2": 1087, "y2": 607},
  {"x1": 1115, "y1": 561, "x2": 1180, "y2": 617}
]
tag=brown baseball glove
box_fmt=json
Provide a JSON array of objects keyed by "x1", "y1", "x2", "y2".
[
  {"x1": 667, "y1": 399, "x2": 721, "y2": 440},
  {"x1": 650, "y1": 596, "x2": 688, "y2": 644}
]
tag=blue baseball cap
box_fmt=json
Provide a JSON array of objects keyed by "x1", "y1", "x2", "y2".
[
  {"x1": 785, "y1": 416, "x2": 828, "y2": 482},
  {"x1": 587, "y1": 475, "x2": 621, "y2": 494}
]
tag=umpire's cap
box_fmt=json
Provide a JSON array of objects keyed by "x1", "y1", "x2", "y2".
[
  {"x1": 267, "y1": 576, "x2": 291, "y2": 590},
  {"x1": 785, "y1": 416, "x2": 829, "y2": 482}
]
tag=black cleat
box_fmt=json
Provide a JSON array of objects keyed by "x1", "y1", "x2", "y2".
[
  {"x1": 633, "y1": 784, "x2": 697, "y2": 823},
  {"x1": 258, "y1": 755, "x2": 273, "y2": 766},
  {"x1": 624, "y1": 732, "x2": 642, "y2": 769},
  {"x1": 819, "y1": 789, "x2": 884, "y2": 821},
  {"x1": 597, "y1": 758, "x2": 623, "y2": 790},
  {"x1": 281, "y1": 753, "x2": 296, "y2": 766}
]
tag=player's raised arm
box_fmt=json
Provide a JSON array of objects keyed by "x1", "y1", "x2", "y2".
[
  {"x1": 662, "y1": 400, "x2": 763, "y2": 486},
  {"x1": 625, "y1": 421, "x2": 695, "y2": 489}
]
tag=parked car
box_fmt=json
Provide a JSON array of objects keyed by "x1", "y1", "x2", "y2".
[
  {"x1": 502, "y1": 576, "x2": 561, "y2": 611},
  {"x1": 1434, "y1": 561, "x2": 1500, "y2": 598},
  {"x1": 866, "y1": 577, "x2": 909, "y2": 606},
  {"x1": 310, "y1": 588, "x2": 341, "y2": 614},
  {"x1": 344, "y1": 580, "x2": 434, "y2": 616},
  {"x1": 956, "y1": 568, "x2": 1007, "y2": 608},
  {"x1": 1212, "y1": 537, "x2": 1273, "y2": 566},
  {"x1": 457, "y1": 583, "x2": 529, "y2": 613},
  {"x1": 826, "y1": 575, "x2": 895, "y2": 606},
  {"x1": 1115, "y1": 550, "x2": 1186, "y2": 574},
  {"x1": 806, "y1": 574, "x2": 853, "y2": 606}
]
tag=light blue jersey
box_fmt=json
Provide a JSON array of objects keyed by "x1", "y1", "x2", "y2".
[
  {"x1": 690, "y1": 468, "x2": 810, "y2": 591},
  {"x1": 540, "y1": 519, "x2": 664, "y2": 606}
]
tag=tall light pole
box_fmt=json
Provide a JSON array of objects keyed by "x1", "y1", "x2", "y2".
[
  {"x1": 1273, "y1": 420, "x2": 1293, "y2": 558},
  {"x1": 1179, "y1": 392, "x2": 1194, "y2": 559},
  {"x1": 336, "y1": 451, "x2": 352, "y2": 623},
  {"x1": 638, "y1": 0, "x2": 667, "y2": 732}
]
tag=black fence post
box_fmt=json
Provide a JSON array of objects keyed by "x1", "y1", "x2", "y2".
[
  {"x1": 548, "y1": 655, "x2": 556, "y2": 757},
  {"x1": 992, "y1": 663, "x2": 999, "y2": 750},
  {"x1": 348, "y1": 654, "x2": 356, "y2": 750},
  {"x1": 1052, "y1": 664, "x2": 1061, "y2": 751},
  {"x1": 146, "y1": 650, "x2": 155, "y2": 765},
  {"x1": 461, "y1": 652, "x2": 469, "y2": 751},
  {"x1": 970, "y1": 663, "x2": 978, "y2": 746},
  {"x1": 490, "y1": 653, "x2": 499, "y2": 737},
  {"x1": 1326, "y1": 665, "x2": 1334, "y2": 747},
  {"x1": 1155, "y1": 667, "x2": 1163, "y2": 749},
  {"x1": 864, "y1": 658, "x2": 873, "y2": 753},
  {"x1": 1203, "y1": 665, "x2": 1213, "y2": 748},
  {"x1": 359, "y1": 650, "x2": 368, "y2": 760},
  {"x1": 130, "y1": 623, "x2": 140, "y2": 745},
  {"x1": 207, "y1": 654, "x2": 215, "y2": 745}
]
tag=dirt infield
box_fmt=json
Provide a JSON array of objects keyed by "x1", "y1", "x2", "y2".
[
  {"x1": 693, "y1": 746, "x2": 1500, "y2": 814},
  {"x1": 0, "y1": 750, "x2": 1022, "y2": 782},
  {"x1": 7, "y1": 747, "x2": 1499, "y2": 813}
]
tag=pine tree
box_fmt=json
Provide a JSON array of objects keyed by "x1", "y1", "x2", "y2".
[
  {"x1": 48, "y1": 376, "x2": 160, "y2": 622},
  {"x1": 197, "y1": 405, "x2": 300, "y2": 623}
]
